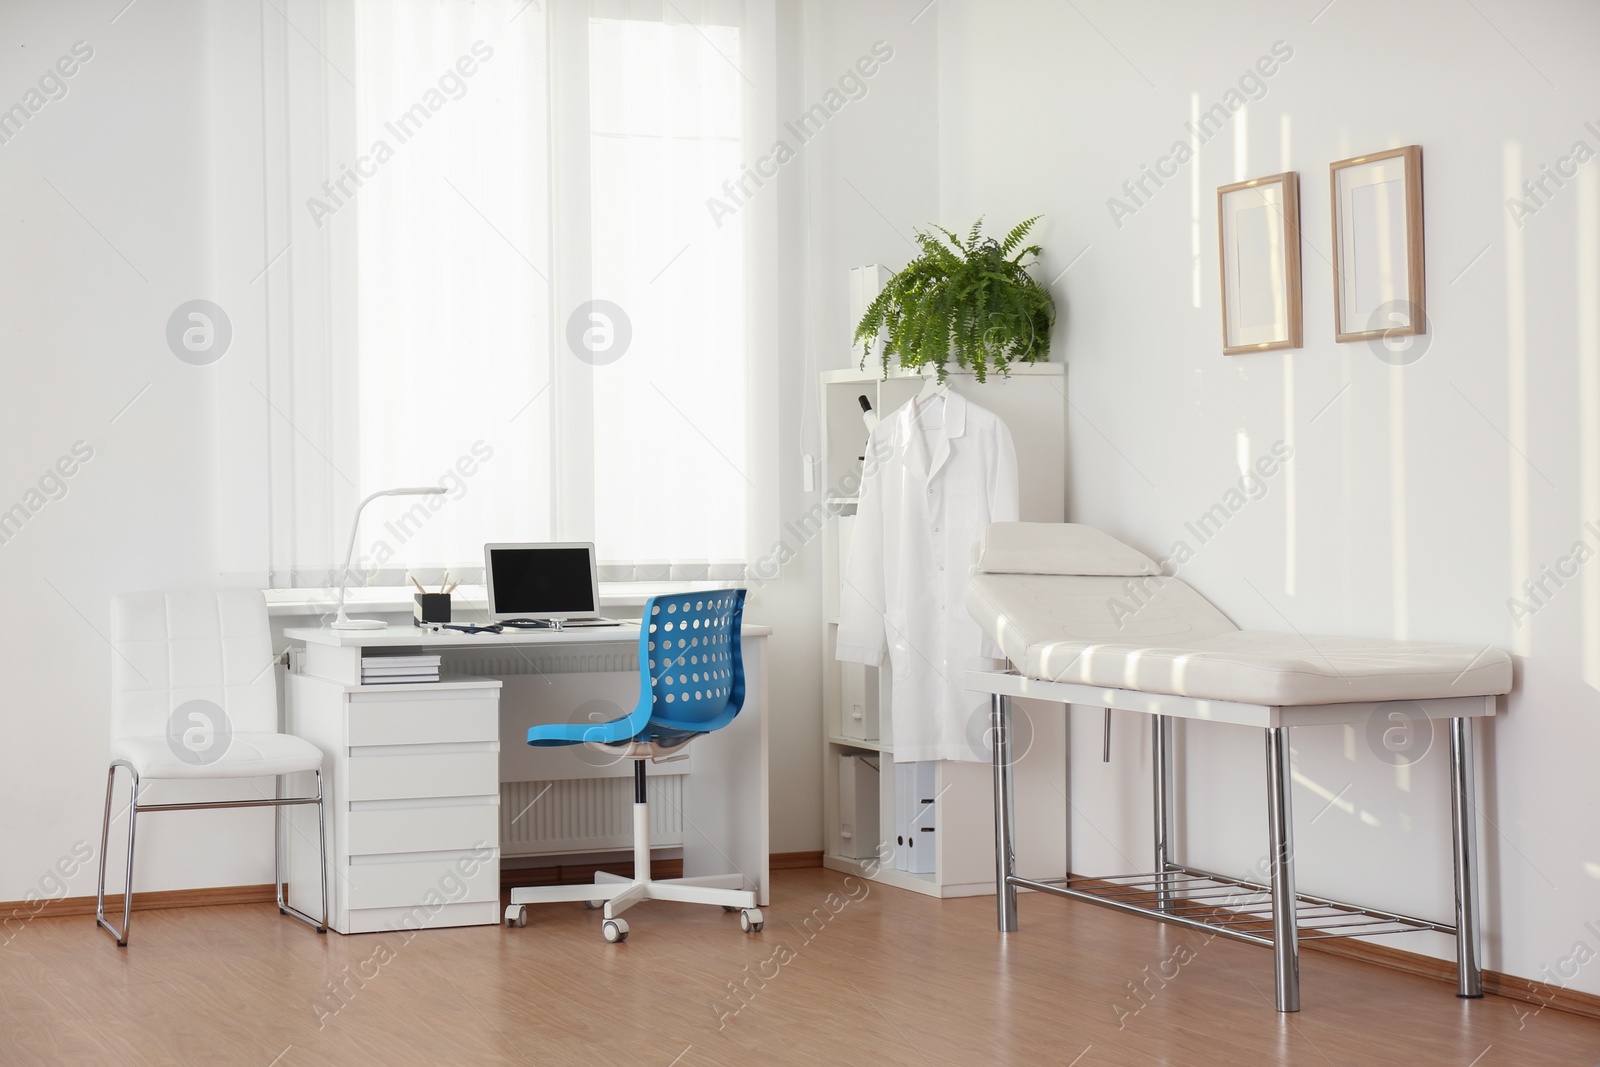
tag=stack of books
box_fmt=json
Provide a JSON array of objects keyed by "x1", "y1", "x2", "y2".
[{"x1": 360, "y1": 651, "x2": 441, "y2": 685}]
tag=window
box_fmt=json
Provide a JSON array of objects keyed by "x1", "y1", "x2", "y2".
[{"x1": 267, "y1": 0, "x2": 761, "y2": 587}]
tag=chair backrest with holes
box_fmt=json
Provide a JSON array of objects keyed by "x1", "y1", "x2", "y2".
[{"x1": 639, "y1": 589, "x2": 746, "y2": 733}]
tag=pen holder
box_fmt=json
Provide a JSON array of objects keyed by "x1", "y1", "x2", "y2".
[{"x1": 414, "y1": 593, "x2": 451, "y2": 626}]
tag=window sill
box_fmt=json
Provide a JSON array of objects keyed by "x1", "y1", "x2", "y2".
[{"x1": 263, "y1": 581, "x2": 739, "y2": 617}]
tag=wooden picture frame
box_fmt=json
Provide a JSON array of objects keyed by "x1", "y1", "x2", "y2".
[
  {"x1": 1216, "y1": 171, "x2": 1303, "y2": 355},
  {"x1": 1330, "y1": 145, "x2": 1425, "y2": 343}
]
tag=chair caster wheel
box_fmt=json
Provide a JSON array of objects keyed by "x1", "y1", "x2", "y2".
[
  {"x1": 585, "y1": 900, "x2": 605, "y2": 910},
  {"x1": 504, "y1": 905, "x2": 527, "y2": 928},
  {"x1": 279, "y1": 907, "x2": 287, "y2": 916},
  {"x1": 739, "y1": 908, "x2": 764, "y2": 933},
  {"x1": 603, "y1": 918, "x2": 629, "y2": 943}
]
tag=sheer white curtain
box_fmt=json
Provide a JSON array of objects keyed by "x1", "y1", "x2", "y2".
[
  {"x1": 353, "y1": 0, "x2": 552, "y2": 580},
  {"x1": 584, "y1": 5, "x2": 749, "y2": 580},
  {"x1": 265, "y1": 0, "x2": 770, "y2": 588}
]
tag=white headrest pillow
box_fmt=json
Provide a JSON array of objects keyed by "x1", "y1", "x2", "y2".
[{"x1": 977, "y1": 522, "x2": 1162, "y2": 576}]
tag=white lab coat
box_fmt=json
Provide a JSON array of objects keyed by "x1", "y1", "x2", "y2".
[{"x1": 836, "y1": 390, "x2": 1019, "y2": 762}]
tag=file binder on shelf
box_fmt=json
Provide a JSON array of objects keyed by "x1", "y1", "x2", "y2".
[
  {"x1": 907, "y1": 761, "x2": 936, "y2": 874},
  {"x1": 837, "y1": 753, "x2": 880, "y2": 861},
  {"x1": 838, "y1": 663, "x2": 880, "y2": 742},
  {"x1": 893, "y1": 761, "x2": 937, "y2": 875},
  {"x1": 893, "y1": 761, "x2": 910, "y2": 872},
  {"x1": 832, "y1": 514, "x2": 857, "y2": 623}
]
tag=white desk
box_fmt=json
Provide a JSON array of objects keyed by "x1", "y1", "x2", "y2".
[{"x1": 281, "y1": 622, "x2": 770, "y2": 934}]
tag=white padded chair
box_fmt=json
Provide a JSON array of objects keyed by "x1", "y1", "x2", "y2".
[{"x1": 97, "y1": 589, "x2": 328, "y2": 945}]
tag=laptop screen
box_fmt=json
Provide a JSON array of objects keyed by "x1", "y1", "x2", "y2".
[{"x1": 485, "y1": 543, "x2": 598, "y2": 620}]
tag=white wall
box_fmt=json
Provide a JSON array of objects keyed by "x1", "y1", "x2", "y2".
[
  {"x1": 936, "y1": 0, "x2": 1600, "y2": 993},
  {"x1": 0, "y1": 0, "x2": 277, "y2": 904}
]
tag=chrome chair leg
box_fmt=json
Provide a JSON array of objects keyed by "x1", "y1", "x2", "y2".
[
  {"x1": 316, "y1": 769, "x2": 329, "y2": 932},
  {"x1": 276, "y1": 770, "x2": 330, "y2": 933},
  {"x1": 274, "y1": 780, "x2": 283, "y2": 916},
  {"x1": 121, "y1": 766, "x2": 139, "y2": 944},
  {"x1": 95, "y1": 764, "x2": 115, "y2": 940},
  {"x1": 96, "y1": 762, "x2": 139, "y2": 946}
]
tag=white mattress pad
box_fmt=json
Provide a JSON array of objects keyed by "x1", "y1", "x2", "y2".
[{"x1": 966, "y1": 533, "x2": 1511, "y2": 706}]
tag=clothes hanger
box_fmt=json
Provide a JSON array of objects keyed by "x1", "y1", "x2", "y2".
[{"x1": 913, "y1": 372, "x2": 949, "y2": 417}]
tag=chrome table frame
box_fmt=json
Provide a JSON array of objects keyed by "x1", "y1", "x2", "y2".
[{"x1": 971, "y1": 669, "x2": 1491, "y2": 1012}]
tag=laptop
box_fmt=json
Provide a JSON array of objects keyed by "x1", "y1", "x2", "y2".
[{"x1": 483, "y1": 542, "x2": 621, "y2": 628}]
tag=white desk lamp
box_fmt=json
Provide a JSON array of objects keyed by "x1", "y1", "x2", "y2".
[{"x1": 330, "y1": 486, "x2": 446, "y2": 630}]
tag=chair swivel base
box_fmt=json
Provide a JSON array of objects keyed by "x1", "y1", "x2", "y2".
[{"x1": 504, "y1": 801, "x2": 761, "y2": 941}]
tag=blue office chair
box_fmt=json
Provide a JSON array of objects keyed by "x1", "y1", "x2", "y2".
[{"x1": 504, "y1": 590, "x2": 762, "y2": 942}]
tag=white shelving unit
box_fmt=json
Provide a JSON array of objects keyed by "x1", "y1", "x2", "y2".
[{"x1": 819, "y1": 363, "x2": 1069, "y2": 898}]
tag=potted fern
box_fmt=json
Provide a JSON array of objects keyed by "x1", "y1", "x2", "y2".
[{"x1": 853, "y1": 216, "x2": 1055, "y2": 383}]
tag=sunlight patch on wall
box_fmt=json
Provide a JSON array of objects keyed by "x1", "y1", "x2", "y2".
[
  {"x1": 1505, "y1": 142, "x2": 1532, "y2": 657},
  {"x1": 1190, "y1": 92, "x2": 1202, "y2": 309},
  {"x1": 1233, "y1": 104, "x2": 1249, "y2": 182},
  {"x1": 1341, "y1": 346, "x2": 1354, "y2": 624},
  {"x1": 1579, "y1": 166, "x2": 1600, "y2": 690},
  {"x1": 1285, "y1": 353, "x2": 1297, "y2": 596},
  {"x1": 1391, "y1": 368, "x2": 1408, "y2": 639}
]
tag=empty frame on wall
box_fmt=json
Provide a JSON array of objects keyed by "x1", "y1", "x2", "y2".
[
  {"x1": 1217, "y1": 171, "x2": 1303, "y2": 355},
  {"x1": 1330, "y1": 145, "x2": 1425, "y2": 343}
]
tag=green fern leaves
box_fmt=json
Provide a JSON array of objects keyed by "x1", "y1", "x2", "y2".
[{"x1": 853, "y1": 216, "x2": 1055, "y2": 383}]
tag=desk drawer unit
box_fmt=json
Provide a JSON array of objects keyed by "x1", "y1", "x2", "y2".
[
  {"x1": 346, "y1": 805, "x2": 500, "y2": 856},
  {"x1": 346, "y1": 751, "x2": 500, "y2": 802},
  {"x1": 344, "y1": 857, "x2": 500, "y2": 911},
  {"x1": 285, "y1": 674, "x2": 503, "y2": 934},
  {"x1": 347, "y1": 696, "x2": 500, "y2": 745}
]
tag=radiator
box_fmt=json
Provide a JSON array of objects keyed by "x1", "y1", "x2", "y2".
[
  {"x1": 500, "y1": 776, "x2": 684, "y2": 855},
  {"x1": 448, "y1": 645, "x2": 686, "y2": 856},
  {"x1": 450, "y1": 647, "x2": 640, "y2": 678}
]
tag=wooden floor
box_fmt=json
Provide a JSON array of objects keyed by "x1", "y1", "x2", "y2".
[{"x1": 2, "y1": 868, "x2": 1597, "y2": 1066}]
